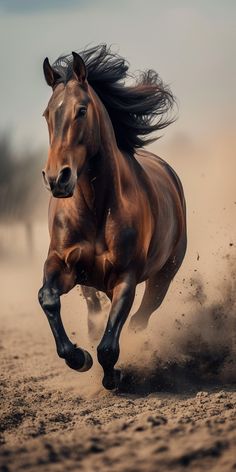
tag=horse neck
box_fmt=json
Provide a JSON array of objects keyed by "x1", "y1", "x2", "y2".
[
  {"x1": 93, "y1": 86, "x2": 125, "y2": 182},
  {"x1": 78, "y1": 87, "x2": 130, "y2": 217}
]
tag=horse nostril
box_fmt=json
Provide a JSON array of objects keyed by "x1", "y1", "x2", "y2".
[{"x1": 57, "y1": 166, "x2": 72, "y2": 186}]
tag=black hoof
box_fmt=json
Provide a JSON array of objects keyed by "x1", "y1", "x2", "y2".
[
  {"x1": 65, "y1": 348, "x2": 93, "y2": 372},
  {"x1": 102, "y1": 369, "x2": 122, "y2": 390}
]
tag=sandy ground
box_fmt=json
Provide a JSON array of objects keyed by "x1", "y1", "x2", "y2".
[{"x1": 1, "y1": 227, "x2": 236, "y2": 472}]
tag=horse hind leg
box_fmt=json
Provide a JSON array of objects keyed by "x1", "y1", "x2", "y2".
[
  {"x1": 81, "y1": 286, "x2": 103, "y2": 341},
  {"x1": 129, "y1": 248, "x2": 186, "y2": 332},
  {"x1": 129, "y1": 273, "x2": 171, "y2": 332}
]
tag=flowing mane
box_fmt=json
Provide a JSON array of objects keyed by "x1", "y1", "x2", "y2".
[{"x1": 52, "y1": 44, "x2": 176, "y2": 154}]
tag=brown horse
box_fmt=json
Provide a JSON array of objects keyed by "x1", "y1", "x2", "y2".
[{"x1": 38, "y1": 45, "x2": 187, "y2": 390}]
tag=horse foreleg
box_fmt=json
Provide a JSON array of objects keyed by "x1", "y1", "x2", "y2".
[
  {"x1": 38, "y1": 256, "x2": 93, "y2": 372},
  {"x1": 81, "y1": 286, "x2": 102, "y2": 341},
  {"x1": 97, "y1": 273, "x2": 136, "y2": 390}
]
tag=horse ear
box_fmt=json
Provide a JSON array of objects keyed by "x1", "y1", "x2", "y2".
[
  {"x1": 43, "y1": 57, "x2": 61, "y2": 87},
  {"x1": 72, "y1": 52, "x2": 87, "y2": 83}
]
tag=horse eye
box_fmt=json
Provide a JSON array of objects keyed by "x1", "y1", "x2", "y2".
[{"x1": 75, "y1": 107, "x2": 87, "y2": 118}]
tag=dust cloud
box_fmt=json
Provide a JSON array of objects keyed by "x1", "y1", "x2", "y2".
[{"x1": 119, "y1": 253, "x2": 236, "y2": 393}]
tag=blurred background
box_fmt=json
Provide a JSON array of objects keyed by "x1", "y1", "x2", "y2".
[{"x1": 0, "y1": 0, "x2": 235, "y2": 350}]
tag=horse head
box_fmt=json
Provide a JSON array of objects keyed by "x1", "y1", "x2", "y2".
[{"x1": 42, "y1": 52, "x2": 100, "y2": 198}]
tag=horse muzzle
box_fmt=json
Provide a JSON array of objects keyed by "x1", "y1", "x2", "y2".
[{"x1": 42, "y1": 165, "x2": 76, "y2": 198}]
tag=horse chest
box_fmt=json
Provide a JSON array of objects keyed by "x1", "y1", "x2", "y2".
[
  {"x1": 64, "y1": 244, "x2": 113, "y2": 290},
  {"x1": 51, "y1": 204, "x2": 139, "y2": 289},
  {"x1": 64, "y1": 229, "x2": 134, "y2": 290}
]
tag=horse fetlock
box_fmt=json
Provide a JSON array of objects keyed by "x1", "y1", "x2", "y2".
[
  {"x1": 57, "y1": 342, "x2": 75, "y2": 359},
  {"x1": 97, "y1": 341, "x2": 119, "y2": 370}
]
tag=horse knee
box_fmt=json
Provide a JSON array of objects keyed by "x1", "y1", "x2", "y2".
[{"x1": 38, "y1": 286, "x2": 60, "y2": 314}]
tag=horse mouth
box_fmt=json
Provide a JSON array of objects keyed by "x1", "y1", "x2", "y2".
[{"x1": 52, "y1": 188, "x2": 74, "y2": 198}]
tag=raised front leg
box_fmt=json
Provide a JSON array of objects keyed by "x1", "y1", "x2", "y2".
[
  {"x1": 38, "y1": 255, "x2": 93, "y2": 372},
  {"x1": 97, "y1": 273, "x2": 136, "y2": 390}
]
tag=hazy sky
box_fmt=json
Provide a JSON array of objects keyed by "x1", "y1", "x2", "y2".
[{"x1": 0, "y1": 0, "x2": 235, "y2": 149}]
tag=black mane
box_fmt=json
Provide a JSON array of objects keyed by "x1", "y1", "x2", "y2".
[{"x1": 52, "y1": 44, "x2": 176, "y2": 154}]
